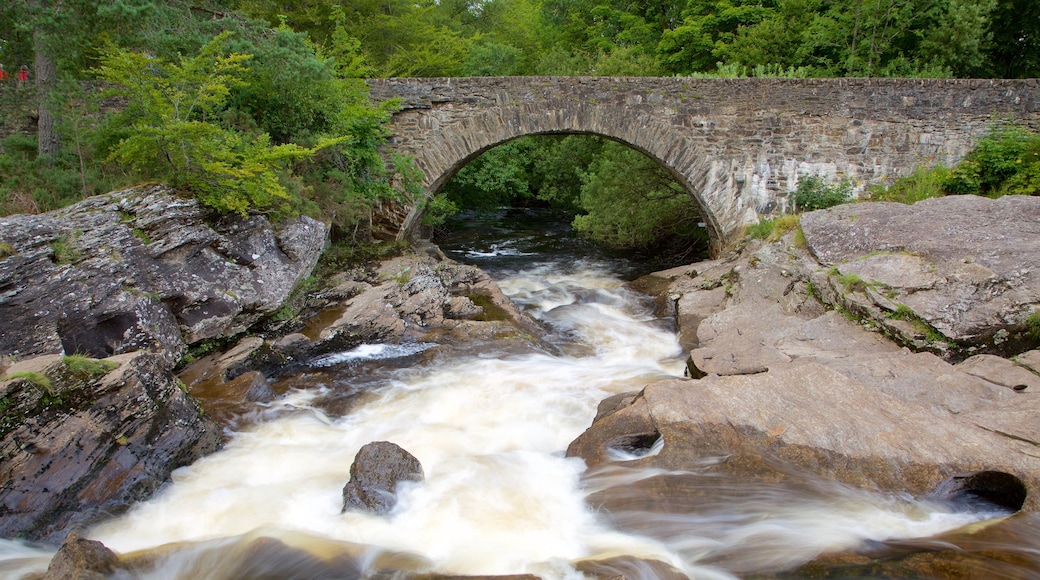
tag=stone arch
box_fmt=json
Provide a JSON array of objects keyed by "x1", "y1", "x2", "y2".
[{"x1": 396, "y1": 103, "x2": 750, "y2": 254}]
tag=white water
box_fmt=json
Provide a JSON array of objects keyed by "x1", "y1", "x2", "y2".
[{"x1": 1, "y1": 262, "x2": 1008, "y2": 578}]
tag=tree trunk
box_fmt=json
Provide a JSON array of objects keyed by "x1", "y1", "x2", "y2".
[{"x1": 34, "y1": 28, "x2": 60, "y2": 160}]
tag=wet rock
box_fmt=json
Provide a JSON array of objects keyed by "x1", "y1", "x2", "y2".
[
  {"x1": 800, "y1": 195, "x2": 1040, "y2": 357},
  {"x1": 0, "y1": 185, "x2": 327, "y2": 366},
  {"x1": 43, "y1": 532, "x2": 118, "y2": 580},
  {"x1": 0, "y1": 352, "x2": 223, "y2": 542},
  {"x1": 574, "y1": 556, "x2": 688, "y2": 579},
  {"x1": 283, "y1": 253, "x2": 547, "y2": 363},
  {"x1": 928, "y1": 470, "x2": 1028, "y2": 512},
  {"x1": 342, "y1": 441, "x2": 425, "y2": 515},
  {"x1": 587, "y1": 219, "x2": 1040, "y2": 514},
  {"x1": 569, "y1": 363, "x2": 1040, "y2": 508}
]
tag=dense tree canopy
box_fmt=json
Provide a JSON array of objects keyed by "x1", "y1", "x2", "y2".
[{"x1": 1, "y1": 0, "x2": 1037, "y2": 255}]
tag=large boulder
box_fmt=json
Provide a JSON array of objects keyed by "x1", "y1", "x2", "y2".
[
  {"x1": 268, "y1": 253, "x2": 547, "y2": 363},
  {"x1": 0, "y1": 185, "x2": 327, "y2": 366},
  {"x1": 342, "y1": 441, "x2": 425, "y2": 515},
  {"x1": 0, "y1": 351, "x2": 223, "y2": 542},
  {"x1": 799, "y1": 195, "x2": 1040, "y2": 357},
  {"x1": 588, "y1": 206, "x2": 1040, "y2": 516}
]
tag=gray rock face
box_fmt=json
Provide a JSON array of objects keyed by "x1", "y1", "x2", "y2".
[
  {"x1": 342, "y1": 441, "x2": 424, "y2": 515},
  {"x1": 277, "y1": 253, "x2": 546, "y2": 362},
  {"x1": 577, "y1": 204, "x2": 1040, "y2": 514},
  {"x1": 0, "y1": 352, "x2": 223, "y2": 542},
  {"x1": 800, "y1": 195, "x2": 1040, "y2": 355},
  {"x1": 0, "y1": 185, "x2": 327, "y2": 365}
]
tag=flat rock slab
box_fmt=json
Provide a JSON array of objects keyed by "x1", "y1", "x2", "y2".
[
  {"x1": 569, "y1": 362, "x2": 1040, "y2": 509},
  {"x1": 800, "y1": 195, "x2": 1040, "y2": 348}
]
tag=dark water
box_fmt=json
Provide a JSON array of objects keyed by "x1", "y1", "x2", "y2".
[{"x1": 434, "y1": 208, "x2": 695, "y2": 280}]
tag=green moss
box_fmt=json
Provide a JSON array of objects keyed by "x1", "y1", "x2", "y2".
[
  {"x1": 132, "y1": 228, "x2": 152, "y2": 244},
  {"x1": 885, "y1": 303, "x2": 915, "y2": 320},
  {"x1": 0, "y1": 242, "x2": 15, "y2": 259},
  {"x1": 832, "y1": 269, "x2": 868, "y2": 293}
]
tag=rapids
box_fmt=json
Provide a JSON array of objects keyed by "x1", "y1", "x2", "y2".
[{"x1": 1, "y1": 209, "x2": 1035, "y2": 579}]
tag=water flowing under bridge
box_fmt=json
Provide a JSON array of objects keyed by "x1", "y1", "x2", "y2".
[{"x1": 367, "y1": 76, "x2": 1040, "y2": 252}]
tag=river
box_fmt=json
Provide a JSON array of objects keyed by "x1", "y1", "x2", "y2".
[{"x1": 1, "y1": 209, "x2": 1036, "y2": 578}]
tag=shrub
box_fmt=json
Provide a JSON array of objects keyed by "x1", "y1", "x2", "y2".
[
  {"x1": 792, "y1": 175, "x2": 852, "y2": 211},
  {"x1": 868, "y1": 166, "x2": 950, "y2": 204},
  {"x1": 746, "y1": 214, "x2": 802, "y2": 243},
  {"x1": 944, "y1": 125, "x2": 1040, "y2": 197}
]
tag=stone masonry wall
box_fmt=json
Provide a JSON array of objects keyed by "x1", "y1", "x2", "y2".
[{"x1": 368, "y1": 76, "x2": 1040, "y2": 249}]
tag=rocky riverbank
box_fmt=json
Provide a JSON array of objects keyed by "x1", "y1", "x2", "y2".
[
  {"x1": 0, "y1": 185, "x2": 326, "y2": 541},
  {"x1": 0, "y1": 186, "x2": 546, "y2": 543},
  {"x1": 570, "y1": 195, "x2": 1040, "y2": 524},
  {"x1": 3, "y1": 189, "x2": 1039, "y2": 577}
]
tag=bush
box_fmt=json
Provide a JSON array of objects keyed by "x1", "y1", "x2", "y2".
[
  {"x1": 868, "y1": 166, "x2": 950, "y2": 204},
  {"x1": 792, "y1": 175, "x2": 852, "y2": 211},
  {"x1": 944, "y1": 125, "x2": 1040, "y2": 197}
]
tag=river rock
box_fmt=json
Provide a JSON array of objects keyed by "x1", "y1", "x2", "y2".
[
  {"x1": 342, "y1": 441, "x2": 425, "y2": 515},
  {"x1": 0, "y1": 351, "x2": 223, "y2": 542},
  {"x1": 0, "y1": 185, "x2": 327, "y2": 366},
  {"x1": 43, "y1": 532, "x2": 119, "y2": 580},
  {"x1": 278, "y1": 253, "x2": 546, "y2": 363},
  {"x1": 585, "y1": 207, "x2": 1040, "y2": 515},
  {"x1": 799, "y1": 195, "x2": 1040, "y2": 357}
]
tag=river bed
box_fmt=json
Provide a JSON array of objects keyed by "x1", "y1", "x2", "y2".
[{"x1": 1, "y1": 209, "x2": 1036, "y2": 578}]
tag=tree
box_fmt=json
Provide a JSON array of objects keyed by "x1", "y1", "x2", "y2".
[
  {"x1": 572, "y1": 142, "x2": 705, "y2": 254},
  {"x1": 94, "y1": 32, "x2": 327, "y2": 214}
]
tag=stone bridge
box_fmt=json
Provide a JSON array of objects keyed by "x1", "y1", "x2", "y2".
[{"x1": 367, "y1": 76, "x2": 1040, "y2": 252}]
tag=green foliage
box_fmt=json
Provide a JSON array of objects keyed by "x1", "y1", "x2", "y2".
[
  {"x1": 943, "y1": 125, "x2": 1040, "y2": 197},
  {"x1": 792, "y1": 176, "x2": 852, "y2": 211},
  {"x1": 51, "y1": 231, "x2": 84, "y2": 265},
  {"x1": 746, "y1": 214, "x2": 802, "y2": 242},
  {"x1": 0, "y1": 242, "x2": 15, "y2": 259},
  {"x1": 1028, "y1": 311, "x2": 1040, "y2": 341},
  {"x1": 62, "y1": 355, "x2": 119, "y2": 378},
  {"x1": 3, "y1": 371, "x2": 53, "y2": 395},
  {"x1": 572, "y1": 142, "x2": 707, "y2": 254},
  {"x1": 95, "y1": 32, "x2": 332, "y2": 215},
  {"x1": 868, "y1": 166, "x2": 950, "y2": 204}
]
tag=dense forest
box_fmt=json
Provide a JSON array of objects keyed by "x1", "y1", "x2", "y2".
[{"x1": 1, "y1": 0, "x2": 1038, "y2": 260}]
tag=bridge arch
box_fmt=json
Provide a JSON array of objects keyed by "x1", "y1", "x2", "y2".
[
  {"x1": 399, "y1": 104, "x2": 736, "y2": 251},
  {"x1": 370, "y1": 76, "x2": 1040, "y2": 253}
]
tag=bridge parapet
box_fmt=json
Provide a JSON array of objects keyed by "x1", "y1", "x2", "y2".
[{"x1": 369, "y1": 76, "x2": 1040, "y2": 251}]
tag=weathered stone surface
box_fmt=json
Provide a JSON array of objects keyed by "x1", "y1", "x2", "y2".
[
  {"x1": 276, "y1": 252, "x2": 546, "y2": 363},
  {"x1": 0, "y1": 185, "x2": 327, "y2": 365},
  {"x1": 583, "y1": 214, "x2": 1040, "y2": 516},
  {"x1": 369, "y1": 77, "x2": 1040, "y2": 247},
  {"x1": 43, "y1": 532, "x2": 118, "y2": 580},
  {"x1": 958, "y1": 354, "x2": 1040, "y2": 392},
  {"x1": 0, "y1": 352, "x2": 223, "y2": 542},
  {"x1": 342, "y1": 441, "x2": 425, "y2": 515},
  {"x1": 569, "y1": 363, "x2": 1040, "y2": 509},
  {"x1": 800, "y1": 195, "x2": 1040, "y2": 356},
  {"x1": 1017, "y1": 349, "x2": 1040, "y2": 373}
]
